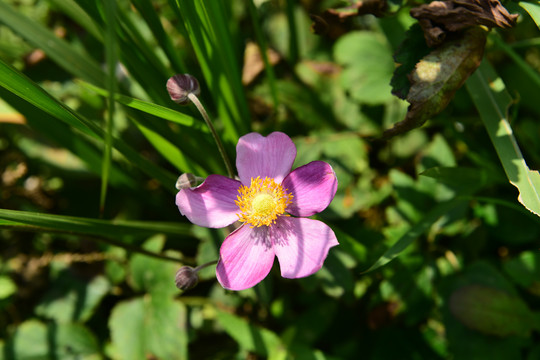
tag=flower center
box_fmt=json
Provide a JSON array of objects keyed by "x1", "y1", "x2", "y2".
[{"x1": 236, "y1": 177, "x2": 292, "y2": 227}]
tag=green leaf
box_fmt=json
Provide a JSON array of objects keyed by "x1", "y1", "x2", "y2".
[
  {"x1": 0, "y1": 276, "x2": 17, "y2": 300},
  {"x1": 334, "y1": 31, "x2": 395, "y2": 105},
  {"x1": 129, "y1": 235, "x2": 180, "y2": 296},
  {"x1": 3, "y1": 320, "x2": 101, "y2": 360},
  {"x1": 466, "y1": 60, "x2": 540, "y2": 217},
  {"x1": 520, "y1": 1, "x2": 540, "y2": 29},
  {"x1": 503, "y1": 251, "x2": 540, "y2": 296},
  {"x1": 421, "y1": 166, "x2": 489, "y2": 194},
  {"x1": 36, "y1": 274, "x2": 110, "y2": 323},
  {"x1": 109, "y1": 296, "x2": 187, "y2": 360},
  {"x1": 215, "y1": 310, "x2": 283, "y2": 358},
  {"x1": 450, "y1": 284, "x2": 534, "y2": 337}
]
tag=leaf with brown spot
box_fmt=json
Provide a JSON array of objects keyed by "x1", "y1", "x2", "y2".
[{"x1": 383, "y1": 26, "x2": 487, "y2": 139}]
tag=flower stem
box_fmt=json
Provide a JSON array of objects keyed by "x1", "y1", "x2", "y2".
[
  {"x1": 194, "y1": 259, "x2": 218, "y2": 272},
  {"x1": 188, "y1": 93, "x2": 235, "y2": 178}
]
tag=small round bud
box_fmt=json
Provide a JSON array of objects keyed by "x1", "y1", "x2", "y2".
[
  {"x1": 175, "y1": 173, "x2": 203, "y2": 190},
  {"x1": 175, "y1": 266, "x2": 199, "y2": 291},
  {"x1": 167, "y1": 74, "x2": 200, "y2": 105}
]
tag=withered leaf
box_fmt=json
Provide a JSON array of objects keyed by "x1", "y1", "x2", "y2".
[
  {"x1": 311, "y1": 0, "x2": 393, "y2": 38},
  {"x1": 383, "y1": 26, "x2": 487, "y2": 139},
  {"x1": 411, "y1": 0, "x2": 517, "y2": 47}
]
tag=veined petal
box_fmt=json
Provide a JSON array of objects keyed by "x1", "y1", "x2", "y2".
[
  {"x1": 236, "y1": 132, "x2": 296, "y2": 185},
  {"x1": 176, "y1": 174, "x2": 241, "y2": 228},
  {"x1": 272, "y1": 217, "x2": 338, "y2": 279},
  {"x1": 282, "y1": 161, "x2": 338, "y2": 217},
  {"x1": 216, "y1": 225, "x2": 276, "y2": 290}
]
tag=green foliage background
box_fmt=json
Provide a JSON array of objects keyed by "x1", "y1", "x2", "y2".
[{"x1": 0, "y1": 0, "x2": 539, "y2": 359}]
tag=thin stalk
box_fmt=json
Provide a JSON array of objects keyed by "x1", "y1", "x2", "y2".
[
  {"x1": 194, "y1": 259, "x2": 218, "y2": 272},
  {"x1": 188, "y1": 93, "x2": 235, "y2": 178}
]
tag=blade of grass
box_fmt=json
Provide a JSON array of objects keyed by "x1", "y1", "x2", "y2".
[
  {"x1": 175, "y1": 0, "x2": 250, "y2": 142},
  {"x1": 131, "y1": 0, "x2": 186, "y2": 72},
  {"x1": 0, "y1": 59, "x2": 99, "y2": 139},
  {"x1": 285, "y1": 0, "x2": 299, "y2": 64},
  {"x1": 77, "y1": 80, "x2": 204, "y2": 129},
  {"x1": 101, "y1": 0, "x2": 119, "y2": 215},
  {"x1": 0, "y1": 86, "x2": 134, "y2": 187},
  {"x1": 0, "y1": 1, "x2": 104, "y2": 85},
  {"x1": 466, "y1": 60, "x2": 540, "y2": 217},
  {"x1": 0, "y1": 209, "x2": 194, "y2": 263},
  {"x1": 48, "y1": 0, "x2": 104, "y2": 41},
  {"x1": 363, "y1": 197, "x2": 467, "y2": 273},
  {"x1": 247, "y1": 0, "x2": 279, "y2": 110},
  {"x1": 0, "y1": 58, "x2": 177, "y2": 190},
  {"x1": 491, "y1": 32, "x2": 540, "y2": 90},
  {"x1": 0, "y1": 209, "x2": 192, "y2": 238}
]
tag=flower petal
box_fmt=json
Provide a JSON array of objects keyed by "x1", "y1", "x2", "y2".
[
  {"x1": 236, "y1": 132, "x2": 296, "y2": 185},
  {"x1": 272, "y1": 217, "x2": 338, "y2": 279},
  {"x1": 216, "y1": 225, "x2": 276, "y2": 290},
  {"x1": 176, "y1": 174, "x2": 241, "y2": 228},
  {"x1": 282, "y1": 161, "x2": 338, "y2": 217}
]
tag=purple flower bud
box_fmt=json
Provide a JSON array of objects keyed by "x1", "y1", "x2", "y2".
[
  {"x1": 166, "y1": 74, "x2": 200, "y2": 105},
  {"x1": 175, "y1": 266, "x2": 199, "y2": 291}
]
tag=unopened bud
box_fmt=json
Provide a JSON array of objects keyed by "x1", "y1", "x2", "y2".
[
  {"x1": 175, "y1": 266, "x2": 199, "y2": 291},
  {"x1": 175, "y1": 173, "x2": 203, "y2": 190},
  {"x1": 167, "y1": 74, "x2": 200, "y2": 105}
]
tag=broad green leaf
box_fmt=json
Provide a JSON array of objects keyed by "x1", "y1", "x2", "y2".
[
  {"x1": 334, "y1": 31, "x2": 395, "y2": 105},
  {"x1": 520, "y1": 1, "x2": 540, "y2": 29},
  {"x1": 466, "y1": 61, "x2": 540, "y2": 217},
  {"x1": 0, "y1": 1, "x2": 104, "y2": 85},
  {"x1": 129, "y1": 235, "x2": 179, "y2": 296},
  {"x1": 36, "y1": 275, "x2": 110, "y2": 323},
  {"x1": 503, "y1": 251, "x2": 540, "y2": 296},
  {"x1": 449, "y1": 284, "x2": 535, "y2": 337},
  {"x1": 0, "y1": 276, "x2": 17, "y2": 299},
  {"x1": 421, "y1": 166, "x2": 489, "y2": 194},
  {"x1": 109, "y1": 296, "x2": 187, "y2": 360},
  {"x1": 3, "y1": 320, "x2": 101, "y2": 360},
  {"x1": 0, "y1": 209, "x2": 192, "y2": 239},
  {"x1": 216, "y1": 310, "x2": 283, "y2": 358}
]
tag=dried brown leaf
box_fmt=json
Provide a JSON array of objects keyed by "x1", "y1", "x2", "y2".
[{"x1": 411, "y1": 0, "x2": 517, "y2": 46}]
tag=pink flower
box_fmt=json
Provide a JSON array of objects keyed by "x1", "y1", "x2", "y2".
[{"x1": 176, "y1": 132, "x2": 339, "y2": 290}]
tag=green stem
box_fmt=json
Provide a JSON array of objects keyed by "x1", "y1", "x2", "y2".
[
  {"x1": 188, "y1": 93, "x2": 235, "y2": 178},
  {"x1": 194, "y1": 260, "x2": 218, "y2": 272}
]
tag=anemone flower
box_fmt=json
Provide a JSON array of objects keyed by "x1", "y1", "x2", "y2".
[{"x1": 176, "y1": 132, "x2": 338, "y2": 290}]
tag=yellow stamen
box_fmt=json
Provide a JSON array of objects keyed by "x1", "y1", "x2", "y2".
[{"x1": 235, "y1": 177, "x2": 293, "y2": 227}]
